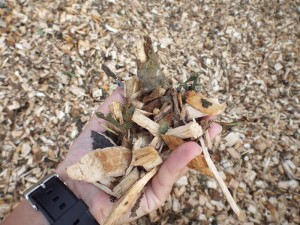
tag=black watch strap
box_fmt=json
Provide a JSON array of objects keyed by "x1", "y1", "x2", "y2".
[{"x1": 24, "y1": 173, "x2": 99, "y2": 225}]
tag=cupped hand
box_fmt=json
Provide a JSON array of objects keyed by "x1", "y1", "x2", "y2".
[{"x1": 56, "y1": 88, "x2": 222, "y2": 224}]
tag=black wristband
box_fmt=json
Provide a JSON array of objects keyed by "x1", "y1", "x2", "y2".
[{"x1": 24, "y1": 174, "x2": 99, "y2": 225}]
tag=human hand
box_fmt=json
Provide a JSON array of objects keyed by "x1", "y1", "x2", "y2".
[{"x1": 56, "y1": 88, "x2": 222, "y2": 224}]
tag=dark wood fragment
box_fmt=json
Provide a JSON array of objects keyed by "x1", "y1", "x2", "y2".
[
  {"x1": 142, "y1": 99, "x2": 162, "y2": 113},
  {"x1": 91, "y1": 130, "x2": 118, "y2": 150}
]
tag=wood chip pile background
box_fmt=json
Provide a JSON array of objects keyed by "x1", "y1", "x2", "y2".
[{"x1": 0, "y1": 0, "x2": 299, "y2": 224}]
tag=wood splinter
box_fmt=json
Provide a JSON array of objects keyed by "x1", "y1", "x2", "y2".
[
  {"x1": 199, "y1": 138, "x2": 245, "y2": 221},
  {"x1": 132, "y1": 109, "x2": 160, "y2": 136},
  {"x1": 104, "y1": 167, "x2": 158, "y2": 225}
]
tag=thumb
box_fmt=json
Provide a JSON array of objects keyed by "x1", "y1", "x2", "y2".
[{"x1": 145, "y1": 142, "x2": 202, "y2": 209}]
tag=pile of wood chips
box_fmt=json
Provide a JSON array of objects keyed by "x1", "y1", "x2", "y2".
[
  {"x1": 1, "y1": 1, "x2": 299, "y2": 224},
  {"x1": 66, "y1": 37, "x2": 244, "y2": 225}
]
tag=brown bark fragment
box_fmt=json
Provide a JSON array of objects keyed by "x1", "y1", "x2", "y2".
[{"x1": 161, "y1": 135, "x2": 213, "y2": 177}]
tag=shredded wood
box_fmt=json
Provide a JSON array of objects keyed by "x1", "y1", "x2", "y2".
[
  {"x1": 1, "y1": 1, "x2": 299, "y2": 225},
  {"x1": 104, "y1": 167, "x2": 158, "y2": 225}
]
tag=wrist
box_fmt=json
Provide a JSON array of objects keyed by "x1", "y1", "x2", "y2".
[
  {"x1": 2, "y1": 200, "x2": 49, "y2": 225},
  {"x1": 23, "y1": 170, "x2": 101, "y2": 225},
  {"x1": 55, "y1": 167, "x2": 103, "y2": 223}
]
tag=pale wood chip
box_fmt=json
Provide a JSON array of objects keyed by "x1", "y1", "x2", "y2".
[
  {"x1": 184, "y1": 104, "x2": 207, "y2": 120},
  {"x1": 165, "y1": 121, "x2": 203, "y2": 139},
  {"x1": 113, "y1": 167, "x2": 140, "y2": 198},
  {"x1": 93, "y1": 182, "x2": 116, "y2": 196},
  {"x1": 66, "y1": 147, "x2": 131, "y2": 183},
  {"x1": 132, "y1": 109, "x2": 160, "y2": 136},
  {"x1": 143, "y1": 88, "x2": 166, "y2": 103},
  {"x1": 132, "y1": 146, "x2": 163, "y2": 171},
  {"x1": 104, "y1": 167, "x2": 158, "y2": 225}
]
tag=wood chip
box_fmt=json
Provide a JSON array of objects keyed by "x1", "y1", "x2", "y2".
[
  {"x1": 186, "y1": 93, "x2": 226, "y2": 115},
  {"x1": 113, "y1": 167, "x2": 140, "y2": 198},
  {"x1": 104, "y1": 167, "x2": 158, "y2": 225},
  {"x1": 143, "y1": 88, "x2": 166, "y2": 103},
  {"x1": 66, "y1": 147, "x2": 131, "y2": 183},
  {"x1": 132, "y1": 109, "x2": 160, "y2": 136},
  {"x1": 165, "y1": 121, "x2": 203, "y2": 139},
  {"x1": 132, "y1": 146, "x2": 163, "y2": 171}
]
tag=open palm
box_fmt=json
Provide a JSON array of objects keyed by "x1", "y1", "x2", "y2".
[{"x1": 56, "y1": 88, "x2": 222, "y2": 224}]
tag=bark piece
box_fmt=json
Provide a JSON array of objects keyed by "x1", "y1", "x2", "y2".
[
  {"x1": 136, "y1": 36, "x2": 170, "y2": 92},
  {"x1": 178, "y1": 92, "x2": 183, "y2": 111},
  {"x1": 158, "y1": 112, "x2": 174, "y2": 127},
  {"x1": 132, "y1": 109, "x2": 160, "y2": 136},
  {"x1": 142, "y1": 99, "x2": 162, "y2": 113},
  {"x1": 104, "y1": 167, "x2": 158, "y2": 225},
  {"x1": 66, "y1": 147, "x2": 131, "y2": 183},
  {"x1": 113, "y1": 167, "x2": 140, "y2": 198},
  {"x1": 91, "y1": 130, "x2": 117, "y2": 150},
  {"x1": 132, "y1": 146, "x2": 163, "y2": 171},
  {"x1": 154, "y1": 104, "x2": 173, "y2": 122},
  {"x1": 165, "y1": 121, "x2": 203, "y2": 139},
  {"x1": 142, "y1": 88, "x2": 166, "y2": 103},
  {"x1": 161, "y1": 135, "x2": 213, "y2": 177},
  {"x1": 186, "y1": 93, "x2": 226, "y2": 115},
  {"x1": 171, "y1": 89, "x2": 181, "y2": 118}
]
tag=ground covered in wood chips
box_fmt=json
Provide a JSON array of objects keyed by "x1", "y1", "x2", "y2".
[{"x1": 1, "y1": 0, "x2": 299, "y2": 224}]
